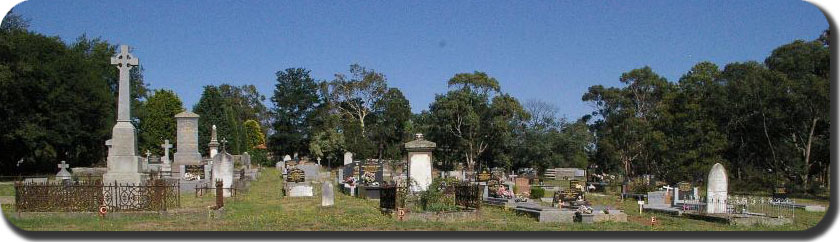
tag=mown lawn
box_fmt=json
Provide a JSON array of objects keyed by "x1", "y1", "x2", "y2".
[{"x1": 2, "y1": 169, "x2": 829, "y2": 231}]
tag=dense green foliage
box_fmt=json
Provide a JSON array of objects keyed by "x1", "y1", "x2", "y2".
[
  {"x1": 0, "y1": 14, "x2": 148, "y2": 174},
  {"x1": 584, "y1": 34, "x2": 830, "y2": 193},
  {"x1": 269, "y1": 68, "x2": 320, "y2": 157},
  {"x1": 138, "y1": 89, "x2": 183, "y2": 155}
]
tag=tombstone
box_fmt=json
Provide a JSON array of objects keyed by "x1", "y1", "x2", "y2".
[
  {"x1": 212, "y1": 151, "x2": 235, "y2": 197},
  {"x1": 241, "y1": 152, "x2": 252, "y2": 169},
  {"x1": 208, "y1": 125, "x2": 220, "y2": 158},
  {"x1": 646, "y1": 191, "x2": 669, "y2": 207},
  {"x1": 285, "y1": 168, "x2": 313, "y2": 197},
  {"x1": 173, "y1": 111, "x2": 202, "y2": 174},
  {"x1": 404, "y1": 134, "x2": 435, "y2": 192},
  {"x1": 360, "y1": 160, "x2": 384, "y2": 186},
  {"x1": 344, "y1": 152, "x2": 353, "y2": 165},
  {"x1": 55, "y1": 161, "x2": 72, "y2": 181},
  {"x1": 275, "y1": 161, "x2": 283, "y2": 171},
  {"x1": 283, "y1": 154, "x2": 292, "y2": 162},
  {"x1": 160, "y1": 140, "x2": 173, "y2": 176},
  {"x1": 706, "y1": 163, "x2": 728, "y2": 214},
  {"x1": 297, "y1": 163, "x2": 321, "y2": 182},
  {"x1": 673, "y1": 181, "x2": 699, "y2": 205},
  {"x1": 514, "y1": 177, "x2": 530, "y2": 196},
  {"x1": 321, "y1": 182, "x2": 335, "y2": 207},
  {"x1": 103, "y1": 45, "x2": 147, "y2": 185}
]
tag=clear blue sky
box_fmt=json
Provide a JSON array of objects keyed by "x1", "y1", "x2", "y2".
[{"x1": 10, "y1": 0, "x2": 828, "y2": 119}]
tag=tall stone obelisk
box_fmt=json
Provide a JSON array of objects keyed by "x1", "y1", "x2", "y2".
[{"x1": 103, "y1": 45, "x2": 147, "y2": 185}]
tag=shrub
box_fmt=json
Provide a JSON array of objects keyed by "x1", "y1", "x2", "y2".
[
  {"x1": 627, "y1": 177, "x2": 654, "y2": 194},
  {"x1": 530, "y1": 187, "x2": 546, "y2": 199},
  {"x1": 418, "y1": 177, "x2": 459, "y2": 212}
]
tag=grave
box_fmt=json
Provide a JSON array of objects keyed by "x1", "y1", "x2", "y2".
[
  {"x1": 405, "y1": 133, "x2": 435, "y2": 192},
  {"x1": 55, "y1": 161, "x2": 72, "y2": 181},
  {"x1": 297, "y1": 163, "x2": 321, "y2": 182},
  {"x1": 344, "y1": 151, "x2": 353, "y2": 165},
  {"x1": 322, "y1": 182, "x2": 335, "y2": 207},
  {"x1": 212, "y1": 151, "x2": 235, "y2": 197},
  {"x1": 173, "y1": 111, "x2": 202, "y2": 174},
  {"x1": 284, "y1": 168, "x2": 313, "y2": 197},
  {"x1": 241, "y1": 152, "x2": 251, "y2": 169},
  {"x1": 706, "y1": 163, "x2": 728, "y2": 214},
  {"x1": 160, "y1": 140, "x2": 173, "y2": 177},
  {"x1": 358, "y1": 160, "x2": 385, "y2": 199},
  {"x1": 673, "y1": 181, "x2": 699, "y2": 206},
  {"x1": 102, "y1": 45, "x2": 148, "y2": 185},
  {"x1": 208, "y1": 125, "x2": 220, "y2": 158}
]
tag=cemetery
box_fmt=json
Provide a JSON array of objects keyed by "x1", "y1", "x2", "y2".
[{"x1": 0, "y1": 2, "x2": 832, "y2": 233}]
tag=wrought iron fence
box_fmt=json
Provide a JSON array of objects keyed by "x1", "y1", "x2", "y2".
[
  {"x1": 380, "y1": 185, "x2": 397, "y2": 210},
  {"x1": 454, "y1": 184, "x2": 481, "y2": 209},
  {"x1": 678, "y1": 195, "x2": 796, "y2": 220},
  {"x1": 14, "y1": 179, "x2": 179, "y2": 212}
]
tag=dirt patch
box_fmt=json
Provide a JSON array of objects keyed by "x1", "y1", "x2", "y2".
[{"x1": 0, "y1": 196, "x2": 14, "y2": 204}]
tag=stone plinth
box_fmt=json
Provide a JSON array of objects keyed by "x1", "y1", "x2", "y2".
[
  {"x1": 173, "y1": 111, "x2": 201, "y2": 174},
  {"x1": 405, "y1": 134, "x2": 435, "y2": 192}
]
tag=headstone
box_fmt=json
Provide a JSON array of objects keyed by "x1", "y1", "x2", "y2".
[
  {"x1": 404, "y1": 134, "x2": 435, "y2": 192},
  {"x1": 514, "y1": 177, "x2": 530, "y2": 196},
  {"x1": 297, "y1": 163, "x2": 321, "y2": 181},
  {"x1": 212, "y1": 151, "x2": 235, "y2": 197},
  {"x1": 160, "y1": 140, "x2": 173, "y2": 175},
  {"x1": 478, "y1": 170, "x2": 491, "y2": 182},
  {"x1": 208, "y1": 125, "x2": 220, "y2": 158},
  {"x1": 646, "y1": 191, "x2": 669, "y2": 207},
  {"x1": 344, "y1": 152, "x2": 353, "y2": 165},
  {"x1": 103, "y1": 45, "x2": 147, "y2": 185},
  {"x1": 360, "y1": 160, "x2": 384, "y2": 186},
  {"x1": 55, "y1": 161, "x2": 72, "y2": 181},
  {"x1": 173, "y1": 111, "x2": 202, "y2": 174},
  {"x1": 283, "y1": 154, "x2": 292, "y2": 162},
  {"x1": 321, "y1": 182, "x2": 335, "y2": 207},
  {"x1": 706, "y1": 163, "x2": 728, "y2": 214},
  {"x1": 287, "y1": 168, "x2": 306, "y2": 183},
  {"x1": 241, "y1": 152, "x2": 251, "y2": 169},
  {"x1": 275, "y1": 161, "x2": 283, "y2": 171}
]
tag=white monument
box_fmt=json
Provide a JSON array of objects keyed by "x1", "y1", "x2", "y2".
[
  {"x1": 103, "y1": 45, "x2": 147, "y2": 185},
  {"x1": 706, "y1": 163, "x2": 728, "y2": 214},
  {"x1": 160, "y1": 139, "x2": 173, "y2": 176},
  {"x1": 283, "y1": 154, "x2": 292, "y2": 162},
  {"x1": 405, "y1": 133, "x2": 435, "y2": 192},
  {"x1": 344, "y1": 152, "x2": 353, "y2": 165},
  {"x1": 56, "y1": 160, "x2": 72, "y2": 181},
  {"x1": 321, "y1": 182, "x2": 335, "y2": 207},
  {"x1": 212, "y1": 151, "x2": 235, "y2": 197},
  {"x1": 208, "y1": 125, "x2": 220, "y2": 158},
  {"x1": 173, "y1": 111, "x2": 201, "y2": 174}
]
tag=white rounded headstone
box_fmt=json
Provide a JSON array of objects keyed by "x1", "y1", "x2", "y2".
[{"x1": 706, "y1": 163, "x2": 728, "y2": 214}]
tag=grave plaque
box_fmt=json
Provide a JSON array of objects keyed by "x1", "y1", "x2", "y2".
[
  {"x1": 287, "y1": 168, "x2": 306, "y2": 183},
  {"x1": 677, "y1": 181, "x2": 694, "y2": 200},
  {"x1": 184, "y1": 165, "x2": 205, "y2": 180},
  {"x1": 478, "y1": 170, "x2": 491, "y2": 182},
  {"x1": 360, "y1": 161, "x2": 383, "y2": 185}
]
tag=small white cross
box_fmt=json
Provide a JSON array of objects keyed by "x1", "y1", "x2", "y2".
[{"x1": 58, "y1": 160, "x2": 69, "y2": 169}]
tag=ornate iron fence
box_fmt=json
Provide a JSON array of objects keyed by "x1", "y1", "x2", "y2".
[
  {"x1": 454, "y1": 184, "x2": 481, "y2": 209},
  {"x1": 14, "y1": 179, "x2": 179, "y2": 212}
]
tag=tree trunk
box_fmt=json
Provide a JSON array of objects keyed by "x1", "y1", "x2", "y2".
[{"x1": 803, "y1": 117, "x2": 818, "y2": 187}]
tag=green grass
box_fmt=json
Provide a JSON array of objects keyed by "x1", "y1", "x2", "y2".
[
  {"x1": 2, "y1": 169, "x2": 829, "y2": 231},
  {"x1": 0, "y1": 183, "x2": 14, "y2": 196}
]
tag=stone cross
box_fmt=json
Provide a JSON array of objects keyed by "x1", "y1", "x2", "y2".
[
  {"x1": 146, "y1": 150, "x2": 152, "y2": 158},
  {"x1": 220, "y1": 138, "x2": 228, "y2": 152},
  {"x1": 110, "y1": 45, "x2": 139, "y2": 122},
  {"x1": 58, "y1": 160, "x2": 69, "y2": 169},
  {"x1": 161, "y1": 139, "x2": 173, "y2": 162}
]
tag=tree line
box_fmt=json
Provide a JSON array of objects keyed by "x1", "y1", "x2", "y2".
[{"x1": 1, "y1": 12, "x2": 831, "y2": 195}]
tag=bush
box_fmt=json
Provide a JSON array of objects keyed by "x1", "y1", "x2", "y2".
[
  {"x1": 530, "y1": 187, "x2": 546, "y2": 199},
  {"x1": 418, "y1": 177, "x2": 459, "y2": 212},
  {"x1": 627, "y1": 177, "x2": 654, "y2": 194}
]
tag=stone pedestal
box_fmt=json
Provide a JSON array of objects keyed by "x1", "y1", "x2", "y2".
[
  {"x1": 173, "y1": 111, "x2": 201, "y2": 174},
  {"x1": 405, "y1": 134, "x2": 435, "y2": 192}
]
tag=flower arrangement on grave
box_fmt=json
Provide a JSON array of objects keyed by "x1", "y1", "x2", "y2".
[
  {"x1": 361, "y1": 172, "x2": 379, "y2": 187},
  {"x1": 344, "y1": 176, "x2": 357, "y2": 187},
  {"x1": 184, "y1": 172, "x2": 200, "y2": 181}
]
